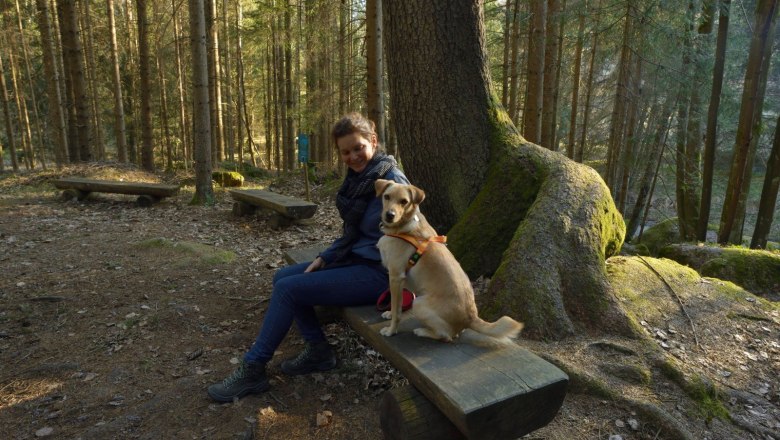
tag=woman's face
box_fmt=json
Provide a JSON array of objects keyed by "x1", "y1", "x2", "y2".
[{"x1": 336, "y1": 132, "x2": 377, "y2": 173}]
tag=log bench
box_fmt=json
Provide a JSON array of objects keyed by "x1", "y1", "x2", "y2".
[
  {"x1": 51, "y1": 177, "x2": 180, "y2": 207},
  {"x1": 228, "y1": 189, "x2": 318, "y2": 228},
  {"x1": 283, "y1": 247, "x2": 568, "y2": 440}
]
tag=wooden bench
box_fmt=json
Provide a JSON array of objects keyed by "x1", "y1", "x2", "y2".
[
  {"x1": 284, "y1": 247, "x2": 568, "y2": 440},
  {"x1": 229, "y1": 189, "x2": 318, "y2": 228},
  {"x1": 51, "y1": 178, "x2": 180, "y2": 207}
]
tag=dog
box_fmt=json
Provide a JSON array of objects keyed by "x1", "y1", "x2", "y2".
[{"x1": 374, "y1": 179, "x2": 524, "y2": 342}]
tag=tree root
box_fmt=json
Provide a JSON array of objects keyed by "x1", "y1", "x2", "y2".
[{"x1": 540, "y1": 353, "x2": 697, "y2": 440}]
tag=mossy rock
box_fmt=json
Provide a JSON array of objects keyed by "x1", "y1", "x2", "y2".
[
  {"x1": 212, "y1": 171, "x2": 244, "y2": 187},
  {"x1": 699, "y1": 248, "x2": 780, "y2": 299},
  {"x1": 634, "y1": 217, "x2": 681, "y2": 256}
]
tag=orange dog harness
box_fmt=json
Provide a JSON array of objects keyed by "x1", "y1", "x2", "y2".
[{"x1": 386, "y1": 233, "x2": 447, "y2": 271}]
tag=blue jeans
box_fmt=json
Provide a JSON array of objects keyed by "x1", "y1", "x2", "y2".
[{"x1": 243, "y1": 260, "x2": 388, "y2": 364}]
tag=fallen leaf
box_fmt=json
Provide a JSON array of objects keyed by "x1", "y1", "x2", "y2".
[{"x1": 316, "y1": 410, "x2": 333, "y2": 427}]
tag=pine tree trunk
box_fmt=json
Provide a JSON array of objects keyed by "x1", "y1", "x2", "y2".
[
  {"x1": 578, "y1": 0, "x2": 601, "y2": 163},
  {"x1": 36, "y1": 0, "x2": 68, "y2": 167},
  {"x1": 136, "y1": 0, "x2": 154, "y2": 171},
  {"x1": 541, "y1": 0, "x2": 560, "y2": 150},
  {"x1": 81, "y1": 0, "x2": 104, "y2": 160},
  {"x1": 567, "y1": 2, "x2": 586, "y2": 160},
  {"x1": 173, "y1": 0, "x2": 190, "y2": 168},
  {"x1": 605, "y1": 1, "x2": 632, "y2": 190},
  {"x1": 522, "y1": 0, "x2": 545, "y2": 144},
  {"x1": 8, "y1": 48, "x2": 34, "y2": 170},
  {"x1": 58, "y1": 0, "x2": 92, "y2": 162},
  {"x1": 750, "y1": 114, "x2": 780, "y2": 248},
  {"x1": 189, "y1": 0, "x2": 213, "y2": 204},
  {"x1": 14, "y1": 0, "x2": 47, "y2": 169},
  {"x1": 0, "y1": 50, "x2": 20, "y2": 172},
  {"x1": 366, "y1": 0, "x2": 385, "y2": 143},
  {"x1": 506, "y1": 0, "x2": 522, "y2": 123},
  {"x1": 719, "y1": 0, "x2": 778, "y2": 244},
  {"x1": 107, "y1": 0, "x2": 128, "y2": 163},
  {"x1": 385, "y1": 0, "x2": 629, "y2": 340},
  {"x1": 698, "y1": 0, "x2": 731, "y2": 241},
  {"x1": 222, "y1": 0, "x2": 234, "y2": 161}
]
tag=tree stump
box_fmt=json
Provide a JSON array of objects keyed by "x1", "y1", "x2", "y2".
[{"x1": 380, "y1": 385, "x2": 465, "y2": 440}]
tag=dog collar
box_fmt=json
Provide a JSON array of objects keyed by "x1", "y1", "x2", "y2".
[{"x1": 386, "y1": 233, "x2": 447, "y2": 271}]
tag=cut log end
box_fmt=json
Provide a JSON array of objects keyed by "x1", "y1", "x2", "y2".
[{"x1": 379, "y1": 385, "x2": 465, "y2": 440}]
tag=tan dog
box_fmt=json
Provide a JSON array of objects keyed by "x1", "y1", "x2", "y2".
[{"x1": 375, "y1": 179, "x2": 524, "y2": 342}]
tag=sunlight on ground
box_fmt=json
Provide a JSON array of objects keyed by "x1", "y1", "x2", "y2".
[{"x1": 0, "y1": 379, "x2": 63, "y2": 411}]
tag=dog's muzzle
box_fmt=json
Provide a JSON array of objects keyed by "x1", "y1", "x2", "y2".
[{"x1": 384, "y1": 211, "x2": 396, "y2": 223}]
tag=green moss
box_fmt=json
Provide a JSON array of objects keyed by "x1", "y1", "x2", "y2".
[
  {"x1": 659, "y1": 358, "x2": 729, "y2": 422},
  {"x1": 136, "y1": 238, "x2": 235, "y2": 264},
  {"x1": 635, "y1": 218, "x2": 681, "y2": 256},
  {"x1": 212, "y1": 171, "x2": 244, "y2": 187},
  {"x1": 699, "y1": 247, "x2": 780, "y2": 297}
]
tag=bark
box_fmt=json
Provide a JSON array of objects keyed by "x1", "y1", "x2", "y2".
[
  {"x1": 173, "y1": 0, "x2": 190, "y2": 168},
  {"x1": 567, "y1": 1, "x2": 586, "y2": 160},
  {"x1": 157, "y1": 52, "x2": 172, "y2": 171},
  {"x1": 15, "y1": 0, "x2": 47, "y2": 169},
  {"x1": 136, "y1": 0, "x2": 154, "y2": 171},
  {"x1": 578, "y1": 0, "x2": 601, "y2": 163},
  {"x1": 605, "y1": 1, "x2": 632, "y2": 190},
  {"x1": 384, "y1": 0, "x2": 629, "y2": 340},
  {"x1": 284, "y1": 6, "x2": 295, "y2": 171},
  {"x1": 107, "y1": 0, "x2": 128, "y2": 163},
  {"x1": 501, "y1": 0, "x2": 512, "y2": 107},
  {"x1": 206, "y1": 0, "x2": 224, "y2": 163},
  {"x1": 366, "y1": 0, "x2": 385, "y2": 144},
  {"x1": 81, "y1": 0, "x2": 104, "y2": 160},
  {"x1": 8, "y1": 46, "x2": 34, "y2": 170},
  {"x1": 506, "y1": 0, "x2": 522, "y2": 122},
  {"x1": 522, "y1": 0, "x2": 546, "y2": 144},
  {"x1": 540, "y1": 0, "x2": 560, "y2": 150},
  {"x1": 35, "y1": 0, "x2": 68, "y2": 167},
  {"x1": 189, "y1": 0, "x2": 214, "y2": 204},
  {"x1": 719, "y1": 0, "x2": 778, "y2": 244},
  {"x1": 697, "y1": 0, "x2": 731, "y2": 241},
  {"x1": 57, "y1": 0, "x2": 92, "y2": 162},
  {"x1": 222, "y1": 0, "x2": 234, "y2": 160},
  {"x1": 750, "y1": 114, "x2": 780, "y2": 249},
  {"x1": 0, "y1": 50, "x2": 20, "y2": 172}
]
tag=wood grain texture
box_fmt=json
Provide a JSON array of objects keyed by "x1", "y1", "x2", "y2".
[
  {"x1": 52, "y1": 178, "x2": 179, "y2": 198},
  {"x1": 228, "y1": 189, "x2": 317, "y2": 219}
]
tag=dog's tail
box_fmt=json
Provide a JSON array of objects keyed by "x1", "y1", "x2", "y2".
[{"x1": 468, "y1": 316, "x2": 524, "y2": 340}]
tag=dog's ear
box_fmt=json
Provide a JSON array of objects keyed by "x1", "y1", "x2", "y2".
[
  {"x1": 410, "y1": 185, "x2": 425, "y2": 205},
  {"x1": 375, "y1": 179, "x2": 394, "y2": 197}
]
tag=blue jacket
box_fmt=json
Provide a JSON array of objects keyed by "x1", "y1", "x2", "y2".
[{"x1": 319, "y1": 166, "x2": 409, "y2": 264}]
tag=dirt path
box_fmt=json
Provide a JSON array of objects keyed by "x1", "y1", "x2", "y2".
[{"x1": 1, "y1": 167, "x2": 778, "y2": 440}]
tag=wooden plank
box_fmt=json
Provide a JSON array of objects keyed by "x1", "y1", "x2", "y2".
[
  {"x1": 228, "y1": 189, "x2": 317, "y2": 219},
  {"x1": 51, "y1": 178, "x2": 179, "y2": 198},
  {"x1": 341, "y1": 305, "x2": 568, "y2": 439}
]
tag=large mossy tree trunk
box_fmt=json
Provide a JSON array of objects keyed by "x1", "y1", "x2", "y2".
[{"x1": 384, "y1": 0, "x2": 630, "y2": 340}]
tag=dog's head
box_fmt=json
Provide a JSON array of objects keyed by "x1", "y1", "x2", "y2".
[{"x1": 375, "y1": 179, "x2": 425, "y2": 229}]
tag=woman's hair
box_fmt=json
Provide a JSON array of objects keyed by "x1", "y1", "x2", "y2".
[{"x1": 331, "y1": 112, "x2": 378, "y2": 148}]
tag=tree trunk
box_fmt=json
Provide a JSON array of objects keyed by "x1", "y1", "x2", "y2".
[
  {"x1": 540, "y1": 0, "x2": 560, "y2": 150},
  {"x1": 206, "y1": 0, "x2": 224, "y2": 163},
  {"x1": 577, "y1": 0, "x2": 601, "y2": 163},
  {"x1": 136, "y1": 0, "x2": 154, "y2": 171},
  {"x1": 222, "y1": 0, "x2": 234, "y2": 161},
  {"x1": 566, "y1": 1, "x2": 586, "y2": 160},
  {"x1": 157, "y1": 52, "x2": 172, "y2": 171},
  {"x1": 189, "y1": 0, "x2": 214, "y2": 204},
  {"x1": 697, "y1": 0, "x2": 731, "y2": 241},
  {"x1": 522, "y1": 0, "x2": 546, "y2": 144},
  {"x1": 81, "y1": 0, "x2": 104, "y2": 160},
  {"x1": 719, "y1": 0, "x2": 779, "y2": 244},
  {"x1": 8, "y1": 46, "x2": 34, "y2": 170},
  {"x1": 15, "y1": 0, "x2": 47, "y2": 169},
  {"x1": 605, "y1": 1, "x2": 632, "y2": 190},
  {"x1": 506, "y1": 0, "x2": 522, "y2": 123},
  {"x1": 57, "y1": 0, "x2": 92, "y2": 162},
  {"x1": 384, "y1": 0, "x2": 629, "y2": 340},
  {"x1": 750, "y1": 114, "x2": 780, "y2": 249},
  {"x1": 173, "y1": 0, "x2": 190, "y2": 168},
  {"x1": 106, "y1": 0, "x2": 128, "y2": 163},
  {"x1": 121, "y1": 0, "x2": 138, "y2": 164},
  {"x1": 36, "y1": 0, "x2": 68, "y2": 167},
  {"x1": 0, "y1": 49, "x2": 20, "y2": 172},
  {"x1": 501, "y1": 1, "x2": 512, "y2": 108},
  {"x1": 366, "y1": 0, "x2": 385, "y2": 144}
]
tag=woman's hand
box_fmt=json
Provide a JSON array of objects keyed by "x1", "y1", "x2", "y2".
[{"x1": 305, "y1": 257, "x2": 325, "y2": 273}]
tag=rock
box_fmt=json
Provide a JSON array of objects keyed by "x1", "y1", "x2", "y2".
[{"x1": 35, "y1": 427, "x2": 54, "y2": 437}]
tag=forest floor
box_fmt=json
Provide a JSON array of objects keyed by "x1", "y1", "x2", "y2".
[{"x1": 0, "y1": 163, "x2": 778, "y2": 440}]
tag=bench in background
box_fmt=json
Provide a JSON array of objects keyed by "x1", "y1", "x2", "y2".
[
  {"x1": 51, "y1": 178, "x2": 180, "y2": 207},
  {"x1": 229, "y1": 189, "x2": 317, "y2": 228},
  {"x1": 283, "y1": 246, "x2": 568, "y2": 440}
]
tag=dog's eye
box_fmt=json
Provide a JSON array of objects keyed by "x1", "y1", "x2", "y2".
[
  {"x1": 383, "y1": 194, "x2": 390, "y2": 200},
  {"x1": 400, "y1": 199, "x2": 408, "y2": 206}
]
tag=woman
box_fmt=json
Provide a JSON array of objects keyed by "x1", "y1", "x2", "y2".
[{"x1": 208, "y1": 113, "x2": 409, "y2": 402}]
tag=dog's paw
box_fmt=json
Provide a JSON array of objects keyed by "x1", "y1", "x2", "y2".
[
  {"x1": 380, "y1": 326, "x2": 396, "y2": 337},
  {"x1": 381, "y1": 311, "x2": 392, "y2": 320}
]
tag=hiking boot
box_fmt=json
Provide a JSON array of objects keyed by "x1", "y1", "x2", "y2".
[
  {"x1": 280, "y1": 341, "x2": 337, "y2": 376},
  {"x1": 207, "y1": 360, "x2": 269, "y2": 402}
]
